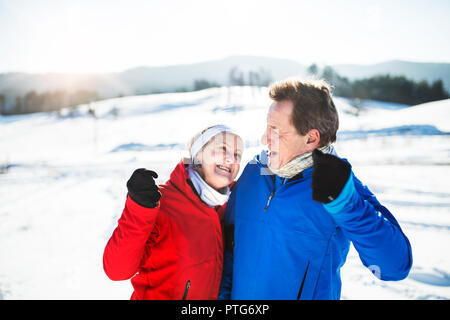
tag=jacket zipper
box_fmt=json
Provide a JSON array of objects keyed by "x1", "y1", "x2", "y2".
[
  {"x1": 297, "y1": 261, "x2": 310, "y2": 300},
  {"x1": 263, "y1": 191, "x2": 275, "y2": 211},
  {"x1": 264, "y1": 175, "x2": 277, "y2": 211},
  {"x1": 182, "y1": 280, "x2": 191, "y2": 300}
]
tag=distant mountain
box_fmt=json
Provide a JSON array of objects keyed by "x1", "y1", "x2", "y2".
[
  {"x1": 332, "y1": 60, "x2": 450, "y2": 92},
  {"x1": 0, "y1": 72, "x2": 133, "y2": 108},
  {"x1": 0, "y1": 56, "x2": 449, "y2": 112},
  {"x1": 0, "y1": 56, "x2": 307, "y2": 111},
  {"x1": 117, "y1": 55, "x2": 306, "y2": 94}
]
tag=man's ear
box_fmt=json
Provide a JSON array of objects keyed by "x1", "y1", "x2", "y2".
[{"x1": 306, "y1": 129, "x2": 321, "y2": 151}]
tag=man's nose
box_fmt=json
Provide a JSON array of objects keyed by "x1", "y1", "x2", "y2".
[{"x1": 261, "y1": 129, "x2": 268, "y2": 146}]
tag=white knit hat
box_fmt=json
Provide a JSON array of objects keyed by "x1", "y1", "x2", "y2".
[{"x1": 190, "y1": 125, "x2": 239, "y2": 162}]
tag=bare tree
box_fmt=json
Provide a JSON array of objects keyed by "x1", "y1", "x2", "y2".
[{"x1": 0, "y1": 93, "x2": 5, "y2": 115}]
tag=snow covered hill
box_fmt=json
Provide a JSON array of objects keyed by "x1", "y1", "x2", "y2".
[{"x1": 0, "y1": 87, "x2": 449, "y2": 299}]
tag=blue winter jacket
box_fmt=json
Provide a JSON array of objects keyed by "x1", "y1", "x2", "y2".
[{"x1": 218, "y1": 151, "x2": 412, "y2": 300}]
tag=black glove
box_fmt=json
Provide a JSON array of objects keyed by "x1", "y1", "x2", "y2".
[
  {"x1": 311, "y1": 149, "x2": 351, "y2": 204},
  {"x1": 127, "y1": 168, "x2": 162, "y2": 208}
]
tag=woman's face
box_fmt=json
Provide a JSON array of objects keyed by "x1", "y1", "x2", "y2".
[{"x1": 197, "y1": 133, "x2": 243, "y2": 191}]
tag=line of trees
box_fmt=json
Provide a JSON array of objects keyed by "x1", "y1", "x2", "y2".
[
  {"x1": 2, "y1": 65, "x2": 447, "y2": 115},
  {"x1": 193, "y1": 79, "x2": 220, "y2": 91},
  {"x1": 228, "y1": 66, "x2": 273, "y2": 87},
  {"x1": 191, "y1": 66, "x2": 274, "y2": 93},
  {"x1": 134, "y1": 67, "x2": 274, "y2": 95},
  {"x1": 0, "y1": 90, "x2": 98, "y2": 115},
  {"x1": 307, "y1": 64, "x2": 449, "y2": 105},
  {"x1": 0, "y1": 94, "x2": 5, "y2": 115}
]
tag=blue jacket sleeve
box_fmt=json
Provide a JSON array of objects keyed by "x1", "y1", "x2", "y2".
[
  {"x1": 324, "y1": 172, "x2": 413, "y2": 281},
  {"x1": 218, "y1": 184, "x2": 237, "y2": 300}
]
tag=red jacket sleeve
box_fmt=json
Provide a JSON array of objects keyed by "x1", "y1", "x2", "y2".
[{"x1": 103, "y1": 195, "x2": 159, "y2": 281}]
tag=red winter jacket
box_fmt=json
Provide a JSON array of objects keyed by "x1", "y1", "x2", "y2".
[{"x1": 103, "y1": 160, "x2": 228, "y2": 300}]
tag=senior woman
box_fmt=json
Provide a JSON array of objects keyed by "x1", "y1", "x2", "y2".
[{"x1": 103, "y1": 125, "x2": 244, "y2": 300}]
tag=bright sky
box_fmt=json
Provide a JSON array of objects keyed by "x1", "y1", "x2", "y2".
[{"x1": 1, "y1": 0, "x2": 449, "y2": 73}]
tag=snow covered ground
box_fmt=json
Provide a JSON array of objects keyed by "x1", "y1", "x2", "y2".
[{"x1": 0, "y1": 86, "x2": 449, "y2": 299}]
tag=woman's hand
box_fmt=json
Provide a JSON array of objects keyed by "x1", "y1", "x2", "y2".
[{"x1": 127, "y1": 168, "x2": 162, "y2": 208}]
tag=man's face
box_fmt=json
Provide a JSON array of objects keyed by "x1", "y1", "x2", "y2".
[{"x1": 261, "y1": 100, "x2": 312, "y2": 170}]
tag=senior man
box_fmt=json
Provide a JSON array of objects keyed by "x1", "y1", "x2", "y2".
[{"x1": 219, "y1": 78, "x2": 412, "y2": 300}]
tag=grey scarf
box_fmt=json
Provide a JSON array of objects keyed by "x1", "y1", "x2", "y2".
[{"x1": 269, "y1": 145, "x2": 335, "y2": 178}]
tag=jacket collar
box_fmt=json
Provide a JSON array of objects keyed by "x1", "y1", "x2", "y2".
[
  {"x1": 169, "y1": 159, "x2": 204, "y2": 204},
  {"x1": 254, "y1": 150, "x2": 313, "y2": 183},
  {"x1": 168, "y1": 158, "x2": 236, "y2": 209}
]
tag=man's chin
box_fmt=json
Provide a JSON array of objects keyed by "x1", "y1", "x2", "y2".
[
  {"x1": 268, "y1": 153, "x2": 281, "y2": 170},
  {"x1": 268, "y1": 161, "x2": 282, "y2": 171}
]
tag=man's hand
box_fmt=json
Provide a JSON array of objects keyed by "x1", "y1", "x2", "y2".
[
  {"x1": 311, "y1": 149, "x2": 351, "y2": 204},
  {"x1": 127, "y1": 168, "x2": 162, "y2": 208}
]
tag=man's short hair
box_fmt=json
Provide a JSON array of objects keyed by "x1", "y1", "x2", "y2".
[{"x1": 268, "y1": 78, "x2": 339, "y2": 147}]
